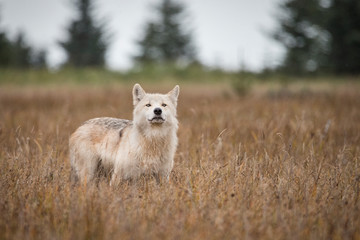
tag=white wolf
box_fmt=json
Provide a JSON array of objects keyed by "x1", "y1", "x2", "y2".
[{"x1": 69, "y1": 84, "x2": 179, "y2": 185}]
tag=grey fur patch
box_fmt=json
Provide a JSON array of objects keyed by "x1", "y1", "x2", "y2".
[{"x1": 83, "y1": 117, "x2": 132, "y2": 130}]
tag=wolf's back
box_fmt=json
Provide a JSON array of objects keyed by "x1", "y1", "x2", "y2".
[{"x1": 83, "y1": 117, "x2": 132, "y2": 130}]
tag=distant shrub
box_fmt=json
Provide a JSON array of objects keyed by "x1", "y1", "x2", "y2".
[{"x1": 231, "y1": 73, "x2": 254, "y2": 96}]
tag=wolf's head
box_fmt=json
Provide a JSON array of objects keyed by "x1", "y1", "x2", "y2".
[{"x1": 132, "y1": 84, "x2": 179, "y2": 135}]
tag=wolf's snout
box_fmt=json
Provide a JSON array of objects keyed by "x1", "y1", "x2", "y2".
[{"x1": 154, "y1": 108, "x2": 162, "y2": 116}]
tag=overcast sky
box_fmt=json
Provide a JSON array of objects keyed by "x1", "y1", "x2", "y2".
[{"x1": 0, "y1": 0, "x2": 285, "y2": 71}]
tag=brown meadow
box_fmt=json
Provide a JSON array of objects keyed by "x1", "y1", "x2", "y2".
[{"x1": 0, "y1": 83, "x2": 360, "y2": 239}]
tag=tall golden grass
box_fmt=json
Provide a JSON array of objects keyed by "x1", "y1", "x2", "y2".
[{"x1": 1, "y1": 83, "x2": 360, "y2": 239}]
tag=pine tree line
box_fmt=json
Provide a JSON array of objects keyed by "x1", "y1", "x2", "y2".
[
  {"x1": 1, "y1": 0, "x2": 359, "y2": 75},
  {"x1": 0, "y1": 29, "x2": 47, "y2": 69},
  {"x1": 0, "y1": 0, "x2": 196, "y2": 70}
]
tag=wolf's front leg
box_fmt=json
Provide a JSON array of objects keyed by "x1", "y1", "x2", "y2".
[
  {"x1": 154, "y1": 170, "x2": 170, "y2": 184},
  {"x1": 110, "y1": 170, "x2": 121, "y2": 186}
]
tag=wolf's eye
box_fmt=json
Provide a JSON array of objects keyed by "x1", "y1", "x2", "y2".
[
  {"x1": 162, "y1": 103, "x2": 167, "y2": 107},
  {"x1": 146, "y1": 104, "x2": 151, "y2": 107}
]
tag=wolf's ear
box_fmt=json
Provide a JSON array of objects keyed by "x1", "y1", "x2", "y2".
[
  {"x1": 133, "y1": 83, "x2": 146, "y2": 105},
  {"x1": 167, "y1": 85, "x2": 180, "y2": 106}
]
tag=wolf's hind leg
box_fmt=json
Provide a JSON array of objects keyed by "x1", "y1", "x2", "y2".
[{"x1": 71, "y1": 146, "x2": 99, "y2": 184}]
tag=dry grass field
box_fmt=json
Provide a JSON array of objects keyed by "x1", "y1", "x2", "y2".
[{"x1": 1, "y1": 82, "x2": 360, "y2": 239}]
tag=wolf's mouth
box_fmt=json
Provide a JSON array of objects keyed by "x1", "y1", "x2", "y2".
[{"x1": 149, "y1": 116, "x2": 165, "y2": 123}]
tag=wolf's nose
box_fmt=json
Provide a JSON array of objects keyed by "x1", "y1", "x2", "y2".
[{"x1": 154, "y1": 108, "x2": 162, "y2": 115}]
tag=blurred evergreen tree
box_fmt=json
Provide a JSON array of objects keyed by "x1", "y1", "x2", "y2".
[
  {"x1": 0, "y1": 31, "x2": 12, "y2": 66},
  {"x1": 134, "y1": 0, "x2": 196, "y2": 66},
  {"x1": 274, "y1": 0, "x2": 328, "y2": 74},
  {"x1": 59, "y1": 0, "x2": 109, "y2": 67},
  {"x1": 274, "y1": 0, "x2": 360, "y2": 75},
  {"x1": 11, "y1": 32, "x2": 32, "y2": 68},
  {"x1": 327, "y1": 0, "x2": 360, "y2": 74},
  {"x1": 0, "y1": 11, "x2": 13, "y2": 67},
  {"x1": 31, "y1": 49, "x2": 47, "y2": 69}
]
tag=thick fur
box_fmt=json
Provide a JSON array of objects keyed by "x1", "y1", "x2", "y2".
[{"x1": 69, "y1": 84, "x2": 179, "y2": 185}]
